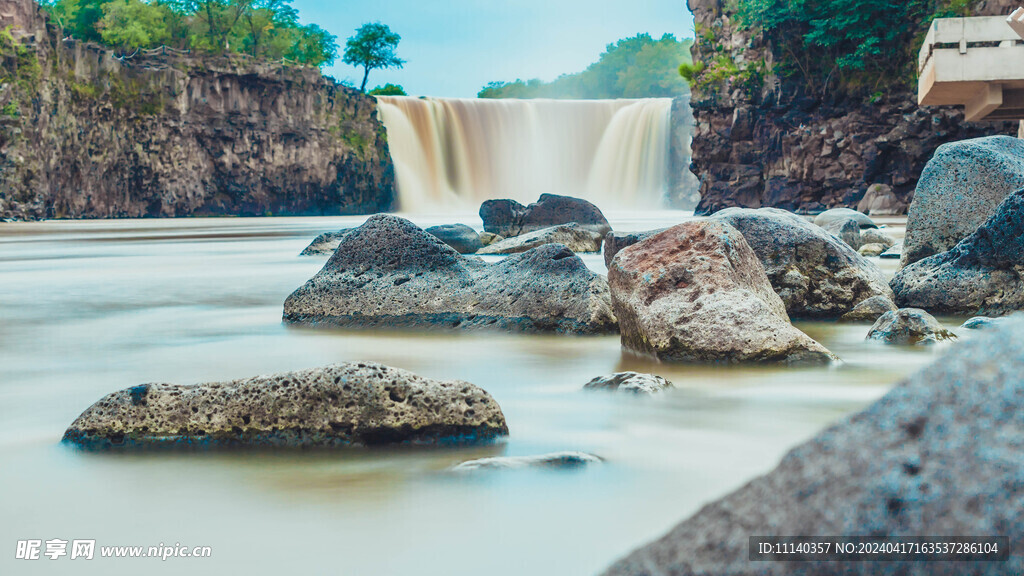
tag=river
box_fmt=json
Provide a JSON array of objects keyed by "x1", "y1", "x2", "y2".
[{"x1": 0, "y1": 212, "x2": 966, "y2": 575}]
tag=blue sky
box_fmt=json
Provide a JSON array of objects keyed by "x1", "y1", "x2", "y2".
[{"x1": 291, "y1": 1, "x2": 695, "y2": 97}]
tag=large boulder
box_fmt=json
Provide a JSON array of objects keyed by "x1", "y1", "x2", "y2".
[
  {"x1": 608, "y1": 221, "x2": 835, "y2": 364},
  {"x1": 603, "y1": 229, "x2": 663, "y2": 267},
  {"x1": 711, "y1": 208, "x2": 892, "y2": 319},
  {"x1": 866, "y1": 308, "x2": 957, "y2": 345},
  {"x1": 902, "y1": 135, "x2": 1024, "y2": 266},
  {"x1": 603, "y1": 317, "x2": 1024, "y2": 576},
  {"x1": 478, "y1": 224, "x2": 603, "y2": 255},
  {"x1": 480, "y1": 194, "x2": 612, "y2": 238},
  {"x1": 813, "y1": 207, "x2": 877, "y2": 229},
  {"x1": 891, "y1": 188, "x2": 1024, "y2": 316},
  {"x1": 857, "y1": 183, "x2": 907, "y2": 216},
  {"x1": 300, "y1": 230, "x2": 352, "y2": 256},
  {"x1": 424, "y1": 223, "x2": 482, "y2": 254},
  {"x1": 583, "y1": 372, "x2": 674, "y2": 395},
  {"x1": 63, "y1": 363, "x2": 508, "y2": 450},
  {"x1": 283, "y1": 215, "x2": 617, "y2": 334}
]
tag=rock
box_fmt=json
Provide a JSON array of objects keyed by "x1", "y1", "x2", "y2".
[
  {"x1": 477, "y1": 224, "x2": 603, "y2": 255},
  {"x1": 608, "y1": 221, "x2": 835, "y2": 364},
  {"x1": 879, "y1": 242, "x2": 903, "y2": 259},
  {"x1": 583, "y1": 372, "x2": 674, "y2": 395},
  {"x1": 858, "y1": 243, "x2": 886, "y2": 257},
  {"x1": 300, "y1": 230, "x2": 351, "y2": 256},
  {"x1": 62, "y1": 363, "x2": 508, "y2": 450},
  {"x1": 891, "y1": 188, "x2": 1024, "y2": 316},
  {"x1": 424, "y1": 223, "x2": 482, "y2": 254},
  {"x1": 839, "y1": 295, "x2": 898, "y2": 323},
  {"x1": 603, "y1": 230, "x2": 663, "y2": 268},
  {"x1": 813, "y1": 207, "x2": 877, "y2": 229},
  {"x1": 711, "y1": 208, "x2": 892, "y2": 319},
  {"x1": 962, "y1": 316, "x2": 1004, "y2": 330},
  {"x1": 283, "y1": 214, "x2": 618, "y2": 334},
  {"x1": 479, "y1": 194, "x2": 612, "y2": 238},
  {"x1": 866, "y1": 308, "x2": 957, "y2": 345},
  {"x1": 860, "y1": 228, "x2": 896, "y2": 248},
  {"x1": 602, "y1": 317, "x2": 1024, "y2": 576},
  {"x1": 819, "y1": 217, "x2": 863, "y2": 250},
  {"x1": 450, "y1": 451, "x2": 602, "y2": 472},
  {"x1": 479, "y1": 232, "x2": 503, "y2": 246},
  {"x1": 857, "y1": 183, "x2": 907, "y2": 215},
  {"x1": 903, "y1": 135, "x2": 1024, "y2": 266}
]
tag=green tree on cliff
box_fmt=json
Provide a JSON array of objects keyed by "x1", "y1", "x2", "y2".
[
  {"x1": 97, "y1": 0, "x2": 171, "y2": 49},
  {"x1": 368, "y1": 83, "x2": 406, "y2": 96},
  {"x1": 342, "y1": 22, "x2": 404, "y2": 93}
]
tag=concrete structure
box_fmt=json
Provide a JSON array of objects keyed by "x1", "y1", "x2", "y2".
[{"x1": 919, "y1": 13, "x2": 1024, "y2": 122}]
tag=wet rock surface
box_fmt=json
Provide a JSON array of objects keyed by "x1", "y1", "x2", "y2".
[
  {"x1": 451, "y1": 451, "x2": 602, "y2": 472},
  {"x1": 866, "y1": 308, "x2": 957, "y2": 345},
  {"x1": 63, "y1": 362, "x2": 508, "y2": 450},
  {"x1": 583, "y1": 372, "x2": 674, "y2": 395},
  {"x1": 892, "y1": 188, "x2": 1024, "y2": 316},
  {"x1": 839, "y1": 295, "x2": 898, "y2": 323},
  {"x1": 902, "y1": 136, "x2": 1024, "y2": 266},
  {"x1": 284, "y1": 214, "x2": 618, "y2": 334},
  {"x1": 425, "y1": 224, "x2": 482, "y2": 254},
  {"x1": 480, "y1": 194, "x2": 612, "y2": 238},
  {"x1": 603, "y1": 317, "x2": 1024, "y2": 576},
  {"x1": 300, "y1": 230, "x2": 352, "y2": 256},
  {"x1": 608, "y1": 221, "x2": 835, "y2": 364},
  {"x1": 478, "y1": 224, "x2": 603, "y2": 255}
]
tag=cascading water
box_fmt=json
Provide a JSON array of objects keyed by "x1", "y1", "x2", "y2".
[{"x1": 375, "y1": 96, "x2": 683, "y2": 212}]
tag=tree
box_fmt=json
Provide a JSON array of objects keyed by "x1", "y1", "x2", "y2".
[
  {"x1": 98, "y1": 0, "x2": 171, "y2": 49},
  {"x1": 342, "y1": 22, "x2": 404, "y2": 93},
  {"x1": 368, "y1": 83, "x2": 406, "y2": 96}
]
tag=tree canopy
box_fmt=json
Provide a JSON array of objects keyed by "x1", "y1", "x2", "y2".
[
  {"x1": 478, "y1": 33, "x2": 692, "y2": 99},
  {"x1": 342, "y1": 22, "x2": 404, "y2": 93},
  {"x1": 368, "y1": 83, "x2": 406, "y2": 96},
  {"x1": 41, "y1": 0, "x2": 338, "y2": 67}
]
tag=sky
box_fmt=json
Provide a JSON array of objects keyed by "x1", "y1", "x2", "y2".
[{"x1": 291, "y1": 0, "x2": 696, "y2": 97}]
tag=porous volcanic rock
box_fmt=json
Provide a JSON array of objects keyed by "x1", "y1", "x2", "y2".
[
  {"x1": 583, "y1": 372, "x2": 674, "y2": 395},
  {"x1": 861, "y1": 228, "x2": 896, "y2": 248},
  {"x1": 300, "y1": 230, "x2": 352, "y2": 256},
  {"x1": 813, "y1": 208, "x2": 877, "y2": 229},
  {"x1": 603, "y1": 229, "x2": 664, "y2": 267},
  {"x1": 480, "y1": 194, "x2": 612, "y2": 238},
  {"x1": 425, "y1": 224, "x2": 482, "y2": 254},
  {"x1": 839, "y1": 295, "x2": 898, "y2": 323},
  {"x1": 478, "y1": 224, "x2": 603, "y2": 255},
  {"x1": 866, "y1": 308, "x2": 957, "y2": 345},
  {"x1": 859, "y1": 243, "x2": 886, "y2": 257},
  {"x1": 820, "y1": 217, "x2": 863, "y2": 250}
]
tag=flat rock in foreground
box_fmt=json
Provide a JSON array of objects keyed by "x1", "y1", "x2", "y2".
[
  {"x1": 478, "y1": 224, "x2": 603, "y2": 255},
  {"x1": 63, "y1": 363, "x2": 508, "y2": 450},
  {"x1": 603, "y1": 317, "x2": 1024, "y2": 576},
  {"x1": 284, "y1": 214, "x2": 617, "y2": 334}
]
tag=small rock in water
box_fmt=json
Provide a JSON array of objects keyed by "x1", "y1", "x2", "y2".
[
  {"x1": 478, "y1": 223, "x2": 603, "y2": 255},
  {"x1": 451, "y1": 451, "x2": 602, "y2": 472},
  {"x1": 480, "y1": 193, "x2": 611, "y2": 238},
  {"x1": 813, "y1": 207, "x2": 877, "y2": 229},
  {"x1": 300, "y1": 230, "x2": 351, "y2": 256},
  {"x1": 860, "y1": 228, "x2": 895, "y2": 248},
  {"x1": 62, "y1": 363, "x2": 508, "y2": 450},
  {"x1": 879, "y1": 241, "x2": 902, "y2": 259},
  {"x1": 584, "y1": 372, "x2": 674, "y2": 395},
  {"x1": 961, "y1": 316, "x2": 1005, "y2": 330},
  {"x1": 425, "y1": 223, "x2": 482, "y2": 254},
  {"x1": 839, "y1": 295, "x2": 898, "y2": 323},
  {"x1": 478, "y1": 232, "x2": 504, "y2": 246},
  {"x1": 857, "y1": 243, "x2": 886, "y2": 257},
  {"x1": 866, "y1": 308, "x2": 957, "y2": 345}
]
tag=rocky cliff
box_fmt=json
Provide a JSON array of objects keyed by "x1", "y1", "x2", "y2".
[
  {"x1": 0, "y1": 0, "x2": 395, "y2": 220},
  {"x1": 686, "y1": 0, "x2": 1019, "y2": 216}
]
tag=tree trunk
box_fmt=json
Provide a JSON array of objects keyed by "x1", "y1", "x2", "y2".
[{"x1": 360, "y1": 67, "x2": 370, "y2": 93}]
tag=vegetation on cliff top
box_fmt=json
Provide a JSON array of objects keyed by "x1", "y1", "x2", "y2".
[
  {"x1": 478, "y1": 33, "x2": 693, "y2": 99},
  {"x1": 342, "y1": 22, "x2": 404, "y2": 93},
  {"x1": 40, "y1": 0, "x2": 338, "y2": 67}
]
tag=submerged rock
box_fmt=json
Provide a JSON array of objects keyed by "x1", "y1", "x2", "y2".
[
  {"x1": 451, "y1": 451, "x2": 602, "y2": 472},
  {"x1": 819, "y1": 216, "x2": 863, "y2": 250},
  {"x1": 711, "y1": 208, "x2": 892, "y2": 319},
  {"x1": 839, "y1": 295, "x2": 898, "y2": 323},
  {"x1": 813, "y1": 207, "x2": 877, "y2": 229},
  {"x1": 603, "y1": 318, "x2": 1024, "y2": 576},
  {"x1": 961, "y1": 316, "x2": 1005, "y2": 330},
  {"x1": 283, "y1": 214, "x2": 617, "y2": 334},
  {"x1": 300, "y1": 230, "x2": 351, "y2": 256},
  {"x1": 903, "y1": 135, "x2": 1024, "y2": 266},
  {"x1": 478, "y1": 224, "x2": 603, "y2": 255},
  {"x1": 62, "y1": 363, "x2": 508, "y2": 450},
  {"x1": 480, "y1": 194, "x2": 611, "y2": 238},
  {"x1": 583, "y1": 372, "x2": 674, "y2": 395},
  {"x1": 866, "y1": 308, "x2": 957, "y2": 345},
  {"x1": 608, "y1": 221, "x2": 835, "y2": 364},
  {"x1": 424, "y1": 224, "x2": 482, "y2": 254},
  {"x1": 892, "y1": 188, "x2": 1024, "y2": 316}
]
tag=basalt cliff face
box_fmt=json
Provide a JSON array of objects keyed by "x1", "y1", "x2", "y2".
[
  {"x1": 687, "y1": 0, "x2": 1019, "y2": 216},
  {"x1": 0, "y1": 0, "x2": 395, "y2": 220}
]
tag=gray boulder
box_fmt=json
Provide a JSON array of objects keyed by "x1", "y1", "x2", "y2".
[
  {"x1": 451, "y1": 451, "x2": 601, "y2": 472},
  {"x1": 858, "y1": 243, "x2": 886, "y2": 257},
  {"x1": 480, "y1": 193, "x2": 612, "y2": 238},
  {"x1": 860, "y1": 228, "x2": 896, "y2": 248},
  {"x1": 712, "y1": 208, "x2": 892, "y2": 319},
  {"x1": 583, "y1": 372, "x2": 674, "y2": 395},
  {"x1": 892, "y1": 188, "x2": 1024, "y2": 316},
  {"x1": 879, "y1": 242, "x2": 903, "y2": 260},
  {"x1": 820, "y1": 217, "x2": 863, "y2": 250},
  {"x1": 603, "y1": 317, "x2": 1024, "y2": 576},
  {"x1": 424, "y1": 224, "x2": 482, "y2": 254},
  {"x1": 479, "y1": 232, "x2": 503, "y2": 246},
  {"x1": 866, "y1": 308, "x2": 957, "y2": 345},
  {"x1": 478, "y1": 223, "x2": 603, "y2": 255},
  {"x1": 300, "y1": 230, "x2": 351, "y2": 256},
  {"x1": 857, "y1": 183, "x2": 907, "y2": 216},
  {"x1": 62, "y1": 363, "x2": 508, "y2": 450},
  {"x1": 839, "y1": 295, "x2": 898, "y2": 323},
  {"x1": 961, "y1": 316, "x2": 1005, "y2": 330},
  {"x1": 902, "y1": 135, "x2": 1024, "y2": 266},
  {"x1": 603, "y1": 229, "x2": 663, "y2": 267},
  {"x1": 813, "y1": 207, "x2": 877, "y2": 229},
  {"x1": 283, "y1": 215, "x2": 617, "y2": 334},
  {"x1": 608, "y1": 221, "x2": 835, "y2": 364}
]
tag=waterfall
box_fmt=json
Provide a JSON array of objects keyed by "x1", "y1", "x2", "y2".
[{"x1": 375, "y1": 96, "x2": 683, "y2": 212}]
